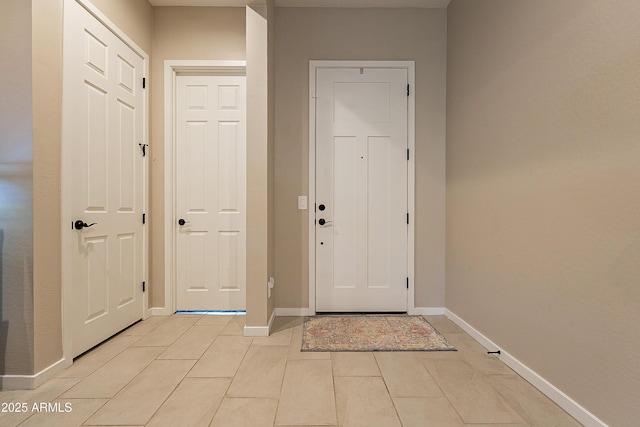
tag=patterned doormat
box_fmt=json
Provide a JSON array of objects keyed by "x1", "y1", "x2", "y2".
[{"x1": 301, "y1": 315, "x2": 457, "y2": 352}]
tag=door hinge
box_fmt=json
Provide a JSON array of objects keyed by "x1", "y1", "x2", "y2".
[
  {"x1": 139, "y1": 143, "x2": 148, "y2": 157},
  {"x1": 142, "y1": 77, "x2": 146, "y2": 89},
  {"x1": 407, "y1": 277, "x2": 409, "y2": 289},
  {"x1": 142, "y1": 213, "x2": 146, "y2": 224},
  {"x1": 407, "y1": 213, "x2": 409, "y2": 224},
  {"x1": 407, "y1": 148, "x2": 410, "y2": 160},
  {"x1": 142, "y1": 281, "x2": 146, "y2": 292},
  {"x1": 407, "y1": 84, "x2": 410, "y2": 96}
]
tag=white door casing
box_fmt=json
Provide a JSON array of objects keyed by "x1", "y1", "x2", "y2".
[
  {"x1": 314, "y1": 66, "x2": 410, "y2": 312},
  {"x1": 175, "y1": 75, "x2": 247, "y2": 311},
  {"x1": 62, "y1": 0, "x2": 148, "y2": 358}
]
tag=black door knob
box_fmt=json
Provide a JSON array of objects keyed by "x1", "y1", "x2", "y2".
[
  {"x1": 178, "y1": 218, "x2": 186, "y2": 226},
  {"x1": 318, "y1": 218, "x2": 326, "y2": 225},
  {"x1": 74, "y1": 220, "x2": 96, "y2": 230},
  {"x1": 318, "y1": 204, "x2": 326, "y2": 211}
]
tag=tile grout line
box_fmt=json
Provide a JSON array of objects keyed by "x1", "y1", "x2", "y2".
[
  {"x1": 330, "y1": 353, "x2": 339, "y2": 427},
  {"x1": 64, "y1": 397, "x2": 111, "y2": 427},
  {"x1": 58, "y1": 331, "x2": 144, "y2": 381},
  {"x1": 419, "y1": 320, "x2": 466, "y2": 423},
  {"x1": 483, "y1": 372, "x2": 539, "y2": 426},
  {"x1": 222, "y1": 333, "x2": 254, "y2": 399},
  {"x1": 7, "y1": 315, "x2": 583, "y2": 427},
  {"x1": 270, "y1": 320, "x2": 295, "y2": 427},
  {"x1": 34, "y1": 329, "x2": 146, "y2": 426},
  {"x1": 208, "y1": 378, "x2": 234, "y2": 427},
  {"x1": 373, "y1": 352, "x2": 405, "y2": 426},
  {"x1": 422, "y1": 324, "x2": 532, "y2": 426},
  {"x1": 419, "y1": 331, "x2": 467, "y2": 426},
  {"x1": 82, "y1": 319, "x2": 200, "y2": 425},
  {"x1": 272, "y1": 345, "x2": 288, "y2": 426}
]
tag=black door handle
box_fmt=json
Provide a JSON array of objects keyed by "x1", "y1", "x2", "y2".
[
  {"x1": 74, "y1": 220, "x2": 97, "y2": 230},
  {"x1": 178, "y1": 218, "x2": 190, "y2": 226}
]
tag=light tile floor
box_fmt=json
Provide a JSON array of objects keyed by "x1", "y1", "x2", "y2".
[{"x1": 0, "y1": 315, "x2": 583, "y2": 427}]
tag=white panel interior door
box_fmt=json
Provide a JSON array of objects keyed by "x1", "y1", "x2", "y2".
[
  {"x1": 176, "y1": 75, "x2": 246, "y2": 311},
  {"x1": 315, "y1": 67, "x2": 408, "y2": 312},
  {"x1": 64, "y1": 0, "x2": 146, "y2": 357}
]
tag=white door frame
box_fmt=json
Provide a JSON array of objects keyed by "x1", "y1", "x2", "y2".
[
  {"x1": 62, "y1": 0, "x2": 149, "y2": 365},
  {"x1": 308, "y1": 60, "x2": 416, "y2": 314},
  {"x1": 162, "y1": 60, "x2": 246, "y2": 315}
]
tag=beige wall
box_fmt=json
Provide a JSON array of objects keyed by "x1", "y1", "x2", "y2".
[
  {"x1": 446, "y1": 1, "x2": 640, "y2": 425},
  {"x1": 0, "y1": 0, "x2": 153, "y2": 379},
  {"x1": 267, "y1": 0, "x2": 276, "y2": 321},
  {"x1": 0, "y1": 0, "x2": 34, "y2": 377},
  {"x1": 246, "y1": 4, "x2": 269, "y2": 325},
  {"x1": 149, "y1": 7, "x2": 245, "y2": 308},
  {"x1": 274, "y1": 7, "x2": 447, "y2": 309},
  {"x1": 245, "y1": 2, "x2": 276, "y2": 327},
  {"x1": 11, "y1": 0, "x2": 275, "y2": 378},
  {"x1": 32, "y1": 0, "x2": 63, "y2": 374},
  {"x1": 88, "y1": 0, "x2": 153, "y2": 54}
]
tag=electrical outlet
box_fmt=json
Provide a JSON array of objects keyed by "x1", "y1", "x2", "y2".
[{"x1": 267, "y1": 277, "x2": 275, "y2": 298}]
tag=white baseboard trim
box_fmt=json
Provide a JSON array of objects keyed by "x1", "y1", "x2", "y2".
[
  {"x1": 243, "y1": 309, "x2": 277, "y2": 337},
  {"x1": 150, "y1": 307, "x2": 172, "y2": 316},
  {"x1": 242, "y1": 325, "x2": 269, "y2": 337},
  {"x1": 274, "y1": 307, "x2": 445, "y2": 316},
  {"x1": 275, "y1": 307, "x2": 314, "y2": 316},
  {"x1": 409, "y1": 307, "x2": 445, "y2": 316},
  {"x1": 0, "y1": 357, "x2": 70, "y2": 391},
  {"x1": 444, "y1": 308, "x2": 608, "y2": 427}
]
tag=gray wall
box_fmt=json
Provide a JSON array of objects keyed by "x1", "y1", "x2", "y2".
[
  {"x1": 446, "y1": 1, "x2": 640, "y2": 425},
  {"x1": 150, "y1": 6, "x2": 245, "y2": 308},
  {"x1": 0, "y1": 0, "x2": 34, "y2": 377},
  {"x1": 274, "y1": 7, "x2": 447, "y2": 309},
  {"x1": 1, "y1": 0, "x2": 153, "y2": 379}
]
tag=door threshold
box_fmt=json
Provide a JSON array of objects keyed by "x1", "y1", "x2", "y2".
[
  {"x1": 314, "y1": 311, "x2": 407, "y2": 316},
  {"x1": 175, "y1": 310, "x2": 246, "y2": 316}
]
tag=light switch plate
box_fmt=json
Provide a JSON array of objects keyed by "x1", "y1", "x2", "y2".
[{"x1": 298, "y1": 196, "x2": 308, "y2": 210}]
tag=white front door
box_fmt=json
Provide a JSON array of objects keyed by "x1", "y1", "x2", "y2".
[
  {"x1": 64, "y1": 0, "x2": 146, "y2": 357},
  {"x1": 175, "y1": 75, "x2": 247, "y2": 311},
  {"x1": 315, "y1": 67, "x2": 408, "y2": 312}
]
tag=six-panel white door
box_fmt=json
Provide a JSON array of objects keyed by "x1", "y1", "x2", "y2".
[
  {"x1": 65, "y1": 0, "x2": 146, "y2": 357},
  {"x1": 175, "y1": 75, "x2": 247, "y2": 311},
  {"x1": 315, "y1": 67, "x2": 408, "y2": 312}
]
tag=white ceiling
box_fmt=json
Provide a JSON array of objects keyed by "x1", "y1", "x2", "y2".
[{"x1": 148, "y1": 0, "x2": 450, "y2": 8}]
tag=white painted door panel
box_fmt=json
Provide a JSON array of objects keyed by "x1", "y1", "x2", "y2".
[
  {"x1": 176, "y1": 75, "x2": 246, "y2": 311},
  {"x1": 316, "y1": 67, "x2": 408, "y2": 312},
  {"x1": 65, "y1": 0, "x2": 145, "y2": 357}
]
